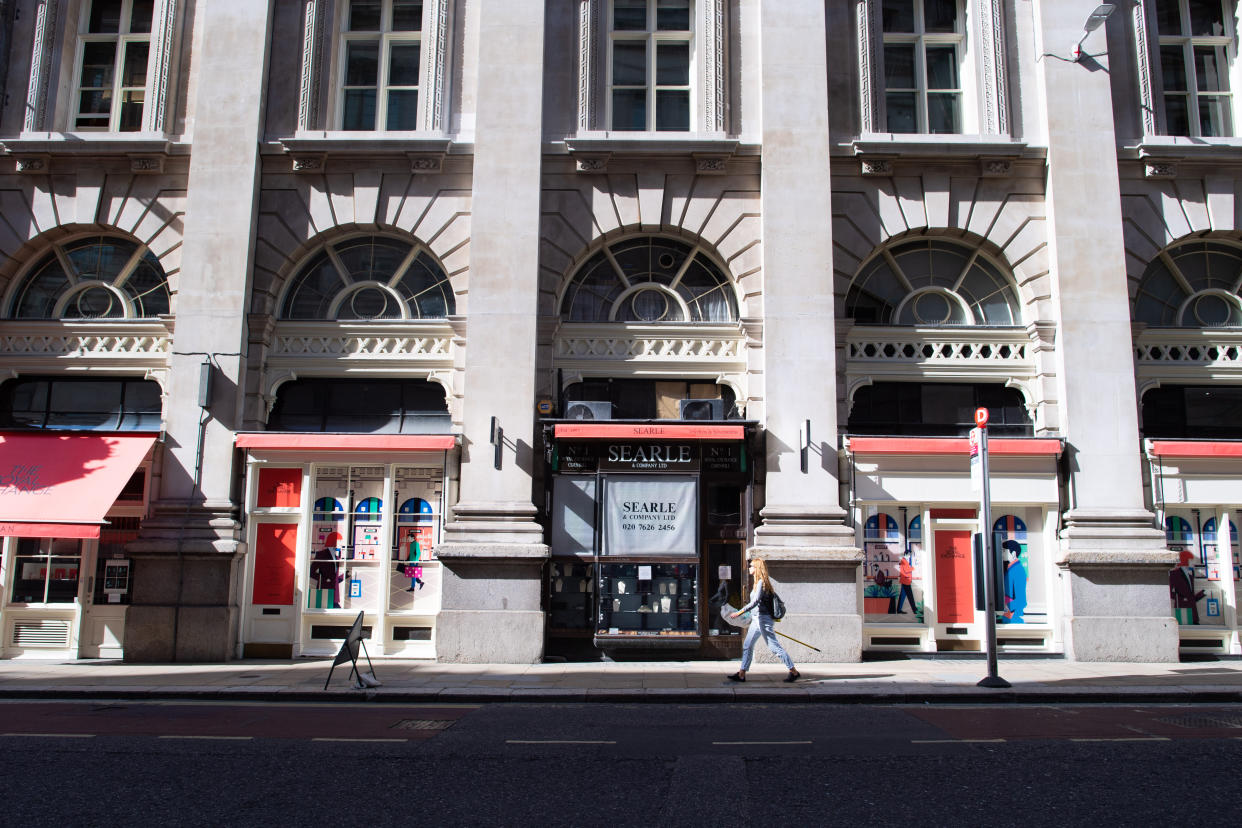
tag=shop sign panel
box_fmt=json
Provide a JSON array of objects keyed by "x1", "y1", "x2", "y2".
[
  {"x1": 604, "y1": 475, "x2": 697, "y2": 556},
  {"x1": 600, "y1": 442, "x2": 700, "y2": 472}
]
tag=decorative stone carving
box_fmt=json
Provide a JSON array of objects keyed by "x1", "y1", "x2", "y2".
[
  {"x1": 14, "y1": 156, "x2": 48, "y2": 173},
  {"x1": 575, "y1": 154, "x2": 610, "y2": 173},
  {"x1": 695, "y1": 155, "x2": 728, "y2": 174},
  {"x1": 980, "y1": 158, "x2": 1011, "y2": 177},
  {"x1": 1131, "y1": 1, "x2": 1159, "y2": 136},
  {"x1": 291, "y1": 154, "x2": 325, "y2": 172},
  {"x1": 144, "y1": 0, "x2": 182, "y2": 134},
  {"x1": 130, "y1": 155, "x2": 166, "y2": 173},
  {"x1": 701, "y1": 0, "x2": 727, "y2": 132},
  {"x1": 860, "y1": 159, "x2": 892, "y2": 176},
  {"x1": 423, "y1": 0, "x2": 452, "y2": 132},
  {"x1": 23, "y1": 1, "x2": 59, "y2": 133},
  {"x1": 409, "y1": 154, "x2": 445, "y2": 173},
  {"x1": 1145, "y1": 162, "x2": 1177, "y2": 179},
  {"x1": 297, "y1": 0, "x2": 326, "y2": 131},
  {"x1": 576, "y1": 0, "x2": 598, "y2": 132}
]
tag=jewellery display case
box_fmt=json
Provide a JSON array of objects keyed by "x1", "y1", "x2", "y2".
[
  {"x1": 595, "y1": 562, "x2": 699, "y2": 646},
  {"x1": 548, "y1": 559, "x2": 595, "y2": 632}
]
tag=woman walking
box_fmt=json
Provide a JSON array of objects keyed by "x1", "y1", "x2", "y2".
[{"x1": 727, "y1": 557, "x2": 800, "y2": 682}]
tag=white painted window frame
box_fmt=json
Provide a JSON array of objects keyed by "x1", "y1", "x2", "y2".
[
  {"x1": 300, "y1": 0, "x2": 451, "y2": 134},
  {"x1": 857, "y1": 0, "x2": 1008, "y2": 137},
  {"x1": 879, "y1": 0, "x2": 966, "y2": 134},
  {"x1": 23, "y1": 0, "x2": 181, "y2": 135},
  {"x1": 606, "y1": 0, "x2": 694, "y2": 132},
  {"x1": 1136, "y1": 0, "x2": 1238, "y2": 138},
  {"x1": 576, "y1": 0, "x2": 727, "y2": 135},
  {"x1": 71, "y1": 0, "x2": 152, "y2": 132}
]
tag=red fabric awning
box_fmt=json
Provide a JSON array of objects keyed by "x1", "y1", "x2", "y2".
[
  {"x1": 553, "y1": 423, "x2": 745, "y2": 440},
  {"x1": 847, "y1": 436, "x2": 1063, "y2": 456},
  {"x1": 1148, "y1": 440, "x2": 1242, "y2": 459},
  {"x1": 0, "y1": 432, "x2": 155, "y2": 539},
  {"x1": 235, "y1": 433, "x2": 458, "y2": 451}
]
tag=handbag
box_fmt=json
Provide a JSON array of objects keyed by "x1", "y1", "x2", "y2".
[{"x1": 771, "y1": 590, "x2": 787, "y2": 620}]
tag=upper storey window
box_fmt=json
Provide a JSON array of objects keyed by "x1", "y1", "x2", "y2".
[
  {"x1": 280, "y1": 236, "x2": 454, "y2": 320},
  {"x1": 609, "y1": 0, "x2": 692, "y2": 131},
  {"x1": 7, "y1": 237, "x2": 171, "y2": 319},
  {"x1": 857, "y1": 0, "x2": 1010, "y2": 137},
  {"x1": 881, "y1": 0, "x2": 964, "y2": 134},
  {"x1": 846, "y1": 238, "x2": 1021, "y2": 326},
  {"x1": 1134, "y1": 240, "x2": 1242, "y2": 327},
  {"x1": 74, "y1": 0, "x2": 154, "y2": 131},
  {"x1": 1153, "y1": 0, "x2": 1235, "y2": 137},
  {"x1": 339, "y1": 0, "x2": 423, "y2": 131},
  {"x1": 561, "y1": 236, "x2": 738, "y2": 323}
]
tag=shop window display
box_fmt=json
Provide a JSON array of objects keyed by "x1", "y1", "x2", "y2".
[
  {"x1": 10, "y1": 538, "x2": 81, "y2": 604},
  {"x1": 1166, "y1": 510, "x2": 1230, "y2": 627},
  {"x1": 387, "y1": 466, "x2": 443, "y2": 614},
  {"x1": 597, "y1": 562, "x2": 698, "y2": 638},
  {"x1": 862, "y1": 509, "x2": 924, "y2": 622}
]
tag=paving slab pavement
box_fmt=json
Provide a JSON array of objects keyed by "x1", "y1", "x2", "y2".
[{"x1": 0, "y1": 657, "x2": 1241, "y2": 703}]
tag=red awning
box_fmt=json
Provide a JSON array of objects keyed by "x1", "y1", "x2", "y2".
[
  {"x1": 0, "y1": 432, "x2": 156, "y2": 539},
  {"x1": 847, "y1": 436, "x2": 1063, "y2": 456},
  {"x1": 553, "y1": 423, "x2": 745, "y2": 440},
  {"x1": 1148, "y1": 440, "x2": 1242, "y2": 459},
  {"x1": 235, "y1": 433, "x2": 458, "y2": 451}
]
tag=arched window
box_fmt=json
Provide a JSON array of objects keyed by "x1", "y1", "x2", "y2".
[
  {"x1": 1134, "y1": 240, "x2": 1242, "y2": 327},
  {"x1": 280, "y1": 236, "x2": 454, "y2": 320},
  {"x1": 8, "y1": 236, "x2": 171, "y2": 319},
  {"x1": 846, "y1": 237, "x2": 1021, "y2": 326},
  {"x1": 560, "y1": 236, "x2": 738, "y2": 323}
]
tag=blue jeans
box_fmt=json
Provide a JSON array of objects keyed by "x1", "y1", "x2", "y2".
[{"x1": 740, "y1": 613, "x2": 794, "y2": 671}]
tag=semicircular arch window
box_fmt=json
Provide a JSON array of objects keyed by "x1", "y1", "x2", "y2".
[
  {"x1": 1134, "y1": 241, "x2": 1242, "y2": 327},
  {"x1": 8, "y1": 237, "x2": 171, "y2": 319},
  {"x1": 280, "y1": 236, "x2": 455, "y2": 320},
  {"x1": 846, "y1": 238, "x2": 1021, "y2": 326},
  {"x1": 560, "y1": 237, "x2": 738, "y2": 323}
]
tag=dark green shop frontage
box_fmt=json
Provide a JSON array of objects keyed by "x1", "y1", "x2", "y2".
[{"x1": 541, "y1": 422, "x2": 761, "y2": 660}]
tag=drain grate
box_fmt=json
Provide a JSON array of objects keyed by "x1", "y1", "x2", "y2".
[
  {"x1": 1156, "y1": 714, "x2": 1242, "y2": 729},
  {"x1": 392, "y1": 719, "x2": 456, "y2": 731}
]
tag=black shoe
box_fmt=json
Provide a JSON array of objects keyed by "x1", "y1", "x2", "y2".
[
  {"x1": 726, "y1": 672, "x2": 745, "y2": 682},
  {"x1": 783, "y1": 670, "x2": 800, "y2": 683}
]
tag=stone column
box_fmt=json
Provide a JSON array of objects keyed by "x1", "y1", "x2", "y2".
[
  {"x1": 434, "y1": 0, "x2": 548, "y2": 663},
  {"x1": 1033, "y1": 0, "x2": 1175, "y2": 661},
  {"x1": 125, "y1": 0, "x2": 273, "y2": 662},
  {"x1": 750, "y1": 0, "x2": 862, "y2": 663}
]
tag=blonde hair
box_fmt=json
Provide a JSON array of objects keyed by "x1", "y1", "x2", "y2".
[{"x1": 750, "y1": 556, "x2": 774, "y2": 594}]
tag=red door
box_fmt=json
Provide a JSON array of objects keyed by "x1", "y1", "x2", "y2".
[{"x1": 934, "y1": 530, "x2": 974, "y2": 624}]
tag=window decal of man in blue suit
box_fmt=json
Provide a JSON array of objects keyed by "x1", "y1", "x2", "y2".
[{"x1": 994, "y1": 515, "x2": 1027, "y2": 624}]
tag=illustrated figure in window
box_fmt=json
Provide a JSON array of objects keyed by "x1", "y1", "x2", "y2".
[
  {"x1": 1169, "y1": 548, "x2": 1205, "y2": 625},
  {"x1": 309, "y1": 532, "x2": 344, "y2": 608},
  {"x1": 999, "y1": 539, "x2": 1027, "y2": 624},
  {"x1": 896, "y1": 550, "x2": 917, "y2": 614}
]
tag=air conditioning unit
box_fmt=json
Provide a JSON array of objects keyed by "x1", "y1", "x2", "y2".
[
  {"x1": 679, "y1": 398, "x2": 725, "y2": 421},
  {"x1": 565, "y1": 401, "x2": 612, "y2": 420}
]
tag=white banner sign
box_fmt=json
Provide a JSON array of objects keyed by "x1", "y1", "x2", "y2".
[{"x1": 604, "y1": 476, "x2": 697, "y2": 556}]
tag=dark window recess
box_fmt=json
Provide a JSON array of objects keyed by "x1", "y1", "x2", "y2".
[
  {"x1": 847, "y1": 382, "x2": 1032, "y2": 437},
  {"x1": 706, "y1": 484, "x2": 742, "y2": 526},
  {"x1": 1141, "y1": 385, "x2": 1242, "y2": 439},
  {"x1": 116, "y1": 469, "x2": 146, "y2": 501},
  {"x1": 562, "y1": 379, "x2": 736, "y2": 420},
  {"x1": 0, "y1": 377, "x2": 161, "y2": 431},
  {"x1": 393, "y1": 626, "x2": 433, "y2": 641},
  {"x1": 311, "y1": 625, "x2": 374, "y2": 640},
  {"x1": 268, "y1": 378, "x2": 451, "y2": 433}
]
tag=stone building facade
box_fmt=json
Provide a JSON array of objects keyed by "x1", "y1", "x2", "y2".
[{"x1": 0, "y1": 0, "x2": 1238, "y2": 663}]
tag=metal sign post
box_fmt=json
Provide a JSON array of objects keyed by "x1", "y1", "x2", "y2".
[{"x1": 972, "y1": 408, "x2": 1010, "y2": 689}]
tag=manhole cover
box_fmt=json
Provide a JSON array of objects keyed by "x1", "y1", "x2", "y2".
[
  {"x1": 392, "y1": 719, "x2": 456, "y2": 731},
  {"x1": 1156, "y1": 714, "x2": 1242, "y2": 729}
]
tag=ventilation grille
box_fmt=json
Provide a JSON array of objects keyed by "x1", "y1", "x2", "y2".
[{"x1": 12, "y1": 619, "x2": 72, "y2": 648}]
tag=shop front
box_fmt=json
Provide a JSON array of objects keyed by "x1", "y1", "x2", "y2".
[
  {"x1": 236, "y1": 433, "x2": 457, "y2": 659},
  {"x1": 846, "y1": 436, "x2": 1064, "y2": 654},
  {"x1": 542, "y1": 422, "x2": 759, "y2": 659},
  {"x1": 1146, "y1": 440, "x2": 1242, "y2": 655},
  {"x1": 0, "y1": 431, "x2": 154, "y2": 659}
]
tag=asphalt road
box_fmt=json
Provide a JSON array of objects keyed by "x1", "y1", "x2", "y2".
[{"x1": 4, "y1": 700, "x2": 1241, "y2": 826}]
